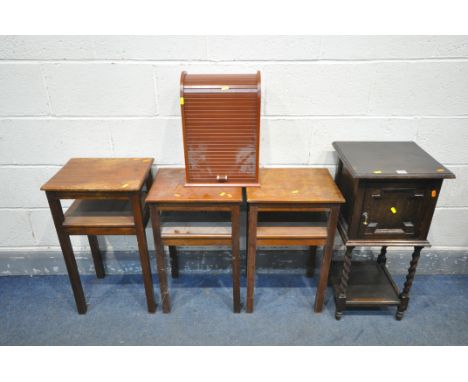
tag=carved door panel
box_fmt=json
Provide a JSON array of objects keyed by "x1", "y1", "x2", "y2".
[{"x1": 358, "y1": 183, "x2": 426, "y2": 239}]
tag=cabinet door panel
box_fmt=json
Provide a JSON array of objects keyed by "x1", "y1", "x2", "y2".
[{"x1": 358, "y1": 183, "x2": 426, "y2": 239}]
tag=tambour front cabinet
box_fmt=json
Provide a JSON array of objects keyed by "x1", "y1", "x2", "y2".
[
  {"x1": 180, "y1": 72, "x2": 261, "y2": 186},
  {"x1": 331, "y1": 141, "x2": 455, "y2": 320}
]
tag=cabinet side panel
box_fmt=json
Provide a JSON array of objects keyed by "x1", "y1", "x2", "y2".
[{"x1": 336, "y1": 162, "x2": 356, "y2": 226}]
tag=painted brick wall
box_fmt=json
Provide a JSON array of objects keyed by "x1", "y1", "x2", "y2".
[{"x1": 1, "y1": 36, "x2": 467, "y2": 257}]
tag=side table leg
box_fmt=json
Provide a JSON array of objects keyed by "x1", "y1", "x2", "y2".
[
  {"x1": 396, "y1": 246, "x2": 423, "y2": 321},
  {"x1": 88, "y1": 235, "x2": 105, "y2": 278},
  {"x1": 246, "y1": 205, "x2": 258, "y2": 313},
  {"x1": 131, "y1": 194, "x2": 156, "y2": 313},
  {"x1": 168, "y1": 246, "x2": 179, "y2": 278},
  {"x1": 231, "y1": 205, "x2": 241, "y2": 313},
  {"x1": 306, "y1": 246, "x2": 317, "y2": 278},
  {"x1": 46, "y1": 193, "x2": 87, "y2": 314},
  {"x1": 314, "y1": 206, "x2": 340, "y2": 313},
  {"x1": 377, "y1": 246, "x2": 388, "y2": 265},
  {"x1": 335, "y1": 246, "x2": 354, "y2": 320},
  {"x1": 150, "y1": 205, "x2": 171, "y2": 313}
]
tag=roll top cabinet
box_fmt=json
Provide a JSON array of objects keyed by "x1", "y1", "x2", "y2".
[
  {"x1": 331, "y1": 141, "x2": 455, "y2": 320},
  {"x1": 180, "y1": 72, "x2": 261, "y2": 186}
]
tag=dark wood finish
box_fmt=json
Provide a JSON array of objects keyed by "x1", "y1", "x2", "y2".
[
  {"x1": 332, "y1": 141, "x2": 455, "y2": 320},
  {"x1": 41, "y1": 158, "x2": 156, "y2": 314},
  {"x1": 333, "y1": 141, "x2": 455, "y2": 180},
  {"x1": 147, "y1": 168, "x2": 242, "y2": 313},
  {"x1": 88, "y1": 235, "x2": 105, "y2": 279},
  {"x1": 377, "y1": 245, "x2": 387, "y2": 265},
  {"x1": 334, "y1": 246, "x2": 354, "y2": 320},
  {"x1": 180, "y1": 72, "x2": 261, "y2": 186},
  {"x1": 306, "y1": 247, "x2": 317, "y2": 278},
  {"x1": 231, "y1": 205, "x2": 241, "y2": 313},
  {"x1": 46, "y1": 193, "x2": 87, "y2": 314},
  {"x1": 314, "y1": 206, "x2": 340, "y2": 312},
  {"x1": 331, "y1": 260, "x2": 401, "y2": 315},
  {"x1": 168, "y1": 246, "x2": 179, "y2": 278},
  {"x1": 246, "y1": 168, "x2": 344, "y2": 313},
  {"x1": 150, "y1": 204, "x2": 171, "y2": 313},
  {"x1": 131, "y1": 193, "x2": 156, "y2": 313},
  {"x1": 246, "y1": 205, "x2": 258, "y2": 313},
  {"x1": 396, "y1": 246, "x2": 423, "y2": 320}
]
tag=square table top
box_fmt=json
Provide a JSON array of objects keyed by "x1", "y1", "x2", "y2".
[
  {"x1": 41, "y1": 158, "x2": 154, "y2": 192},
  {"x1": 333, "y1": 141, "x2": 455, "y2": 180},
  {"x1": 246, "y1": 168, "x2": 345, "y2": 204},
  {"x1": 146, "y1": 168, "x2": 243, "y2": 203}
]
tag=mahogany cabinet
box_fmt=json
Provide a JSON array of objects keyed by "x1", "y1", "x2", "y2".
[
  {"x1": 180, "y1": 72, "x2": 261, "y2": 186},
  {"x1": 331, "y1": 141, "x2": 455, "y2": 320}
]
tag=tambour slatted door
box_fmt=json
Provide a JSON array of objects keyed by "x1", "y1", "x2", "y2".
[{"x1": 180, "y1": 71, "x2": 261, "y2": 186}]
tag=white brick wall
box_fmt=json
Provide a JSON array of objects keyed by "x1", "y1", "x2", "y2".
[{"x1": 0, "y1": 36, "x2": 467, "y2": 253}]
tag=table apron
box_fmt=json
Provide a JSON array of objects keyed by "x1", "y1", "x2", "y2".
[
  {"x1": 48, "y1": 191, "x2": 135, "y2": 200},
  {"x1": 149, "y1": 203, "x2": 240, "y2": 212},
  {"x1": 252, "y1": 203, "x2": 342, "y2": 212},
  {"x1": 162, "y1": 238, "x2": 233, "y2": 246}
]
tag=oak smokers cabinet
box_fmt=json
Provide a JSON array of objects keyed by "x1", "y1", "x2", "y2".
[
  {"x1": 331, "y1": 141, "x2": 455, "y2": 320},
  {"x1": 180, "y1": 72, "x2": 261, "y2": 186}
]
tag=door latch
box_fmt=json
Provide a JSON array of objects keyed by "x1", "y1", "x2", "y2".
[{"x1": 362, "y1": 212, "x2": 369, "y2": 226}]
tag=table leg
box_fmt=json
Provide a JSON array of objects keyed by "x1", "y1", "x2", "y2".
[
  {"x1": 145, "y1": 170, "x2": 154, "y2": 191},
  {"x1": 396, "y1": 246, "x2": 423, "y2": 321},
  {"x1": 150, "y1": 205, "x2": 171, "y2": 313},
  {"x1": 246, "y1": 205, "x2": 258, "y2": 313},
  {"x1": 46, "y1": 193, "x2": 87, "y2": 314},
  {"x1": 314, "y1": 206, "x2": 340, "y2": 313},
  {"x1": 306, "y1": 246, "x2": 317, "y2": 278},
  {"x1": 88, "y1": 235, "x2": 105, "y2": 278},
  {"x1": 168, "y1": 246, "x2": 179, "y2": 278},
  {"x1": 377, "y1": 246, "x2": 388, "y2": 265},
  {"x1": 231, "y1": 205, "x2": 241, "y2": 313},
  {"x1": 335, "y1": 246, "x2": 354, "y2": 320},
  {"x1": 131, "y1": 193, "x2": 156, "y2": 313}
]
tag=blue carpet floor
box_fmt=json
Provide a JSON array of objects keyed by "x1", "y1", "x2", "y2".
[{"x1": 0, "y1": 273, "x2": 467, "y2": 345}]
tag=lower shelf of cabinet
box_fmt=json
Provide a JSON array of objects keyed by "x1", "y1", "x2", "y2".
[{"x1": 331, "y1": 261, "x2": 401, "y2": 307}]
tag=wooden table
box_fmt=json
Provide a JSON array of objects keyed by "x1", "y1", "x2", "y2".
[
  {"x1": 146, "y1": 168, "x2": 243, "y2": 313},
  {"x1": 332, "y1": 141, "x2": 455, "y2": 320},
  {"x1": 41, "y1": 158, "x2": 156, "y2": 314},
  {"x1": 245, "y1": 168, "x2": 345, "y2": 313}
]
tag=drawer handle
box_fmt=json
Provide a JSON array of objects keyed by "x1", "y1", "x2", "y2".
[
  {"x1": 216, "y1": 175, "x2": 228, "y2": 182},
  {"x1": 362, "y1": 212, "x2": 369, "y2": 226},
  {"x1": 413, "y1": 193, "x2": 424, "y2": 198}
]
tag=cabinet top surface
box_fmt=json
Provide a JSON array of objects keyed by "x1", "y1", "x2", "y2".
[
  {"x1": 246, "y1": 168, "x2": 345, "y2": 204},
  {"x1": 182, "y1": 72, "x2": 259, "y2": 88},
  {"x1": 41, "y1": 158, "x2": 154, "y2": 192},
  {"x1": 146, "y1": 168, "x2": 243, "y2": 203},
  {"x1": 333, "y1": 141, "x2": 455, "y2": 180}
]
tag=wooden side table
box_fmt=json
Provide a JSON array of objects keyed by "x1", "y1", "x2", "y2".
[
  {"x1": 245, "y1": 168, "x2": 345, "y2": 313},
  {"x1": 41, "y1": 158, "x2": 156, "y2": 314},
  {"x1": 146, "y1": 168, "x2": 243, "y2": 313},
  {"x1": 331, "y1": 141, "x2": 455, "y2": 320}
]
